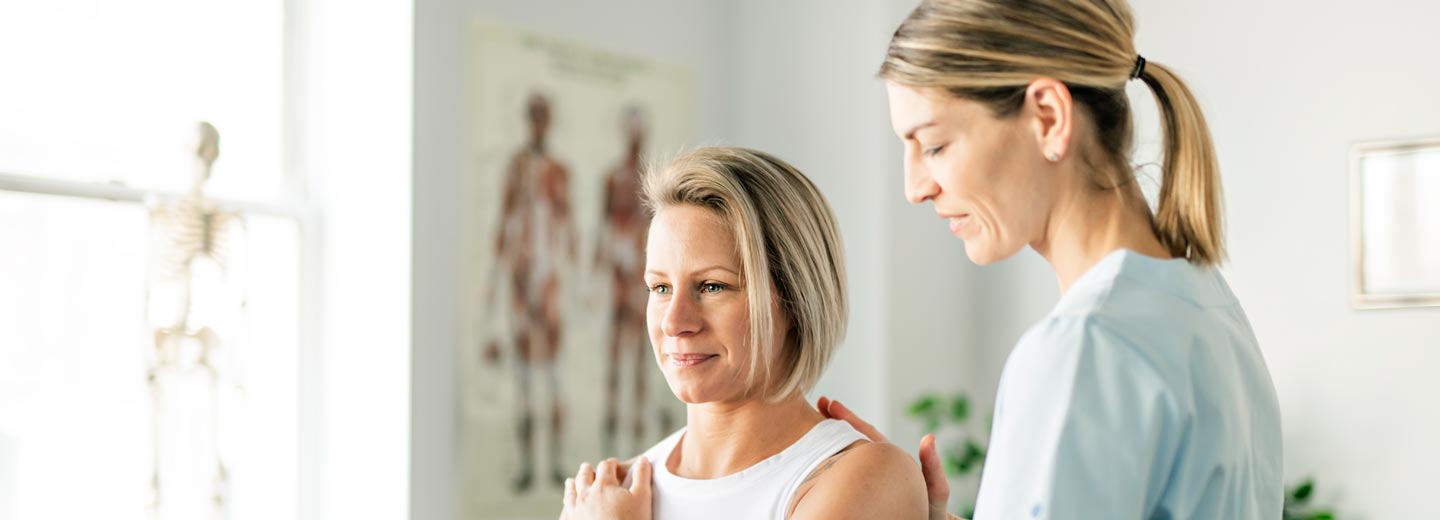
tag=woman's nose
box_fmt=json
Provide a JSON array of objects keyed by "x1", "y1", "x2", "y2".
[
  {"x1": 660, "y1": 292, "x2": 701, "y2": 337},
  {"x1": 903, "y1": 156, "x2": 940, "y2": 204}
]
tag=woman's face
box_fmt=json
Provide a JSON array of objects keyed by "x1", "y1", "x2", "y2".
[
  {"x1": 885, "y1": 83, "x2": 1055, "y2": 265},
  {"x1": 645, "y1": 205, "x2": 784, "y2": 404}
]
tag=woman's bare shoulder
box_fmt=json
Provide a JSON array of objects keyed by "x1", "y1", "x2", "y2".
[{"x1": 787, "y1": 440, "x2": 928, "y2": 520}]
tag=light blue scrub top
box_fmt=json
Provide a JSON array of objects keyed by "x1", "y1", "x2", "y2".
[{"x1": 974, "y1": 249, "x2": 1283, "y2": 520}]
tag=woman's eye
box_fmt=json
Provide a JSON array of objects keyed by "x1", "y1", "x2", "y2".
[
  {"x1": 648, "y1": 284, "x2": 671, "y2": 295},
  {"x1": 922, "y1": 144, "x2": 947, "y2": 157},
  {"x1": 700, "y1": 282, "x2": 726, "y2": 294}
]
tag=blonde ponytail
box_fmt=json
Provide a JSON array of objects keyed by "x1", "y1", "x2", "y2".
[
  {"x1": 1138, "y1": 61, "x2": 1225, "y2": 265},
  {"x1": 879, "y1": 0, "x2": 1227, "y2": 265}
]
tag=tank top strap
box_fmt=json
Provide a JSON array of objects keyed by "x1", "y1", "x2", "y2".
[{"x1": 773, "y1": 419, "x2": 870, "y2": 518}]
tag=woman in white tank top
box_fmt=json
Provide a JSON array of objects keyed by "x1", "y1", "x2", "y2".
[{"x1": 560, "y1": 147, "x2": 928, "y2": 520}]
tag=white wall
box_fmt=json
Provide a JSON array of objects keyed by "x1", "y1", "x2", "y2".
[
  {"x1": 963, "y1": 1, "x2": 1440, "y2": 517},
  {"x1": 732, "y1": 0, "x2": 896, "y2": 437},
  {"x1": 733, "y1": 1, "x2": 1440, "y2": 516},
  {"x1": 1125, "y1": 0, "x2": 1440, "y2": 516},
  {"x1": 728, "y1": 0, "x2": 990, "y2": 461},
  {"x1": 410, "y1": 1, "x2": 734, "y2": 518}
]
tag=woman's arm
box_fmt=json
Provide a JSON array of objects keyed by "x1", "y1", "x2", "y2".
[
  {"x1": 786, "y1": 441, "x2": 929, "y2": 520},
  {"x1": 818, "y1": 397, "x2": 963, "y2": 520}
]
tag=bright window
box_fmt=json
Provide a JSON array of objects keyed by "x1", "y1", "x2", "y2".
[
  {"x1": 0, "y1": 0, "x2": 287, "y2": 201},
  {"x1": 0, "y1": 2, "x2": 302, "y2": 519}
]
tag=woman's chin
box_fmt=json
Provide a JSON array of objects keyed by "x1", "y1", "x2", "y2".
[
  {"x1": 673, "y1": 395, "x2": 705, "y2": 405},
  {"x1": 666, "y1": 382, "x2": 739, "y2": 405},
  {"x1": 664, "y1": 381, "x2": 704, "y2": 404},
  {"x1": 670, "y1": 389, "x2": 718, "y2": 405}
]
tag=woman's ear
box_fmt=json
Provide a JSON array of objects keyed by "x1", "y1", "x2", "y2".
[{"x1": 1025, "y1": 77, "x2": 1074, "y2": 163}]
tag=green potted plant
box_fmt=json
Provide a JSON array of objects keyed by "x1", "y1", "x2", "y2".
[{"x1": 906, "y1": 391, "x2": 987, "y2": 518}]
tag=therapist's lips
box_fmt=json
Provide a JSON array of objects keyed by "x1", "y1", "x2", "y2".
[
  {"x1": 668, "y1": 353, "x2": 718, "y2": 368},
  {"x1": 941, "y1": 213, "x2": 970, "y2": 235}
]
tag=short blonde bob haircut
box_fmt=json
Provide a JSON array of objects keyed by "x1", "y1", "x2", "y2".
[{"x1": 642, "y1": 146, "x2": 847, "y2": 401}]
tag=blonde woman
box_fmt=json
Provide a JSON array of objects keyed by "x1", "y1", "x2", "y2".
[
  {"x1": 823, "y1": 0, "x2": 1284, "y2": 519},
  {"x1": 562, "y1": 147, "x2": 927, "y2": 519}
]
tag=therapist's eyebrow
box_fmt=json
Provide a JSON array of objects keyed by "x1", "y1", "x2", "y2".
[{"x1": 903, "y1": 121, "x2": 937, "y2": 141}]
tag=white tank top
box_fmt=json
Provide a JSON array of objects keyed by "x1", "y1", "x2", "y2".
[{"x1": 631, "y1": 419, "x2": 868, "y2": 520}]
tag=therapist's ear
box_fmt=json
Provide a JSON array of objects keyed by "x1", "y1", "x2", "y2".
[{"x1": 1024, "y1": 77, "x2": 1074, "y2": 163}]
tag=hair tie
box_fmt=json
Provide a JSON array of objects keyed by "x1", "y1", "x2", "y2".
[{"x1": 1129, "y1": 55, "x2": 1147, "y2": 81}]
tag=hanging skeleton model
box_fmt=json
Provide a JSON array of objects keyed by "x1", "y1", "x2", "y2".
[{"x1": 143, "y1": 121, "x2": 246, "y2": 520}]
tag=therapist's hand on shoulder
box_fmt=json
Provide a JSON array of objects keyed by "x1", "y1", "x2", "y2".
[
  {"x1": 561, "y1": 457, "x2": 653, "y2": 520},
  {"x1": 818, "y1": 396, "x2": 966, "y2": 520}
]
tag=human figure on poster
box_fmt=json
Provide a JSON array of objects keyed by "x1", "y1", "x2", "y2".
[
  {"x1": 143, "y1": 121, "x2": 246, "y2": 520},
  {"x1": 491, "y1": 92, "x2": 578, "y2": 492},
  {"x1": 595, "y1": 106, "x2": 673, "y2": 456}
]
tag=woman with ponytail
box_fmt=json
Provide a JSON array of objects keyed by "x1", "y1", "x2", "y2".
[{"x1": 821, "y1": 0, "x2": 1283, "y2": 518}]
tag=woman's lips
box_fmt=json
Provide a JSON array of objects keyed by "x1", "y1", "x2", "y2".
[{"x1": 668, "y1": 353, "x2": 718, "y2": 368}]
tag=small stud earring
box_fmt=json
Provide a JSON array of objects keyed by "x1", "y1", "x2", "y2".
[{"x1": 1046, "y1": 152, "x2": 1059, "y2": 162}]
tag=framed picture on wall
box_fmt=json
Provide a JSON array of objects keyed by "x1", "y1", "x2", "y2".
[{"x1": 1350, "y1": 137, "x2": 1440, "y2": 309}]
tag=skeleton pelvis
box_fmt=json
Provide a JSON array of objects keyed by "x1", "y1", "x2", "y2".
[{"x1": 153, "y1": 327, "x2": 220, "y2": 370}]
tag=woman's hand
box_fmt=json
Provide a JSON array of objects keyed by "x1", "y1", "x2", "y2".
[
  {"x1": 560, "y1": 457, "x2": 653, "y2": 520},
  {"x1": 818, "y1": 396, "x2": 965, "y2": 520}
]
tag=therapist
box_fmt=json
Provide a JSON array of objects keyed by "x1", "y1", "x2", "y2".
[{"x1": 822, "y1": 0, "x2": 1283, "y2": 518}]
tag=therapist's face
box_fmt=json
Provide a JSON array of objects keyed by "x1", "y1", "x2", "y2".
[
  {"x1": 645, "y1": 205, "x2": 785, "y2": 405},
  {"x1": 886, "y1": 83, "x2": 1055, "y2": 265}
]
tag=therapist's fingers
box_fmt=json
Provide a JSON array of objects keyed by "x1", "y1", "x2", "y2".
[
  {"x1": 919, "y1": 434, "x2": 953, "y2": 520},
  {"x1": 629, "y1": 457, "x2": 653, "y2": 497},
  {"x1": 563, "y1": 477, "x2": 577, "y2": 510},
  {"x1": 816, "y1": 396, "x2": 833, "y2": 418},
  {"x1": 824, "y1": 398, "x2": 890, "y2": 443},
  {"x1": 596, "y1": 458, "x2": 620, "y2": 486}
]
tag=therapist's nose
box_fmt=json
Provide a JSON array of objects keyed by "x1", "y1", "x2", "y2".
[
  {"x1": 660, "y1": 291, "x2": 703, "y2": 338},
  {"x1": 903, "y1": 153, "x2": 940, "y2": 204}
]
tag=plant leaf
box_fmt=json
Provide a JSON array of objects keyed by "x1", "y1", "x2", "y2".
[
  {"x1": 1292, "y1": 479, "x2": 1314, "y2": 502},
  {"x1": 950, "y1": 395, "x2": 970, "y2": 423},
  {"x1": 909, "y1": 396, "x2": 939, "y2": 417},
  {"x1": 957, "y1": 440, "x2": 985, "y2": 473},
  {"x1": 942, "y1": 449, "x2": 963, "y2": 476}
]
